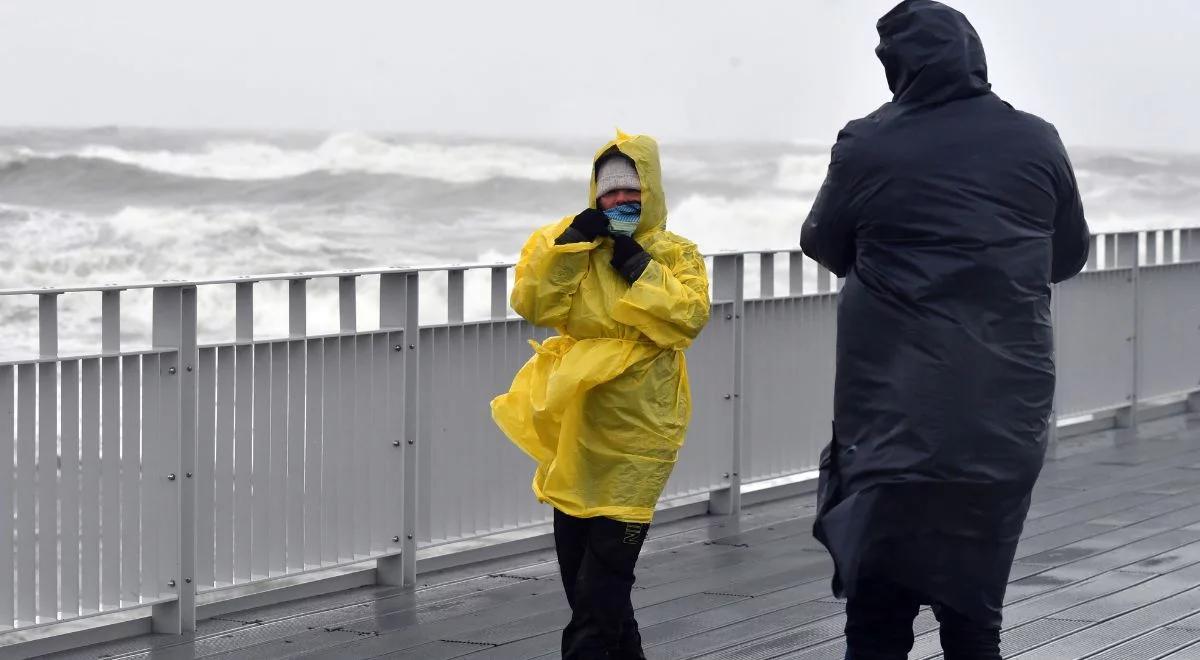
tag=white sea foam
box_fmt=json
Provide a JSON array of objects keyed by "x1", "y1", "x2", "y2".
[{"x1": 4, "y1": 132, "x2": 588, "y2": 183}]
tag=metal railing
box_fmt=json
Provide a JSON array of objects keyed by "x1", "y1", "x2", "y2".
[{"x1": 0, "y1": 227, "x2": 1198, "y2": 641}]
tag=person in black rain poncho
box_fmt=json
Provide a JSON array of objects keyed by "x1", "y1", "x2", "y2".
[{"x1": 800, "y1": 1, "x2": 1090, "y2": 658}]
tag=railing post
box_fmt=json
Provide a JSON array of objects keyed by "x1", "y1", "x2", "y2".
[
  {"x1": 817, "y1": 265, "x2": 834, "y2": 294},
  {"x1": 1048, "y1": 285, "x2": 1060, "y2": 455},
  {"x1": 1114, "y1": 232, "x2": 1138, "y2": 269},
  {"x1": 1163, "y1": 230, "x2": 1176, "y2": 265},
  {"x1": 289, "y1": 279, "x2": 308, "y2": 338},
  {"x1": 37, "y1": 294, "x2": 59, "y2": 623},
  {"x1": 760, "y1": 253, "x2": 775, "y2": 299},
  {"x1": 709, "y1": 254, "x2": 744, "y2": 516},
  {"x1": 150, "y1": 286, "x2": 196, "y2": 633},
  {"x1": 100, "y1": 292, "x2": 121, "y2": 610},
  {"x1": 447, "y1": 269, "x2": 465, "y2": 324},
  {"x1": 1116, "y1": 233, "x2": 1141, "y2": 431},
  {"x1": 789, "y1": 251, "x2": 805, "y2": 296},
  {"x1": 1183, "y1": 229, "x2": 1200, "y2": 262},
  {"x1": 339, "y1": 276, "x2": 357, "y2": 333},
  {"x1": 491, "y1": 266, "x2": 508, "y2": 321},
  {"x1": 378, "y1": 271, "x2": 419, "y2": 587},
  {"x1": 1086, "y1": 234, "x2": 1101, "y2": 271}
]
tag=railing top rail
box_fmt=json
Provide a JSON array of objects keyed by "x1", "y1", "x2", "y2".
[
  {"x1": 1, "y1": 225, "x2": 1195, "y2": 297},
  {"x1": 0, "y1": 248, "x2": 812, "y2": 298}
]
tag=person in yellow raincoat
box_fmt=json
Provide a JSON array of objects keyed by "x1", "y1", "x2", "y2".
[{"x1": 491, "y1": 131, "x2": 710, "y2": 659}]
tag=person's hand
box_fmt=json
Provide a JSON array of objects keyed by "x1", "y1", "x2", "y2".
[
  {"x1": 569, "y1": 208, "x2": 610, "y2": 241},
  {"x1": 610, "y1": 235, "x2": 651, "y2": 283}
]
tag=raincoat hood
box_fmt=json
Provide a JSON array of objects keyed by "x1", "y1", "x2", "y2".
[
  {"x1": 875, "y1": 0, "x2": 990, "y2": 106},
  {"x1": 589, "y1": 130, "x2": 666, "y2": 238}
]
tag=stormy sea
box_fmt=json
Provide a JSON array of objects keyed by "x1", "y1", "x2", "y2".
[{"x1": 0, "y1": 127, "x2": 1196, "y2": 356}]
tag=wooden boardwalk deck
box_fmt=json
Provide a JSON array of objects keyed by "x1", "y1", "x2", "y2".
[{"x1": 50, "y1": 411, "x2": 1200, "y2": 659}]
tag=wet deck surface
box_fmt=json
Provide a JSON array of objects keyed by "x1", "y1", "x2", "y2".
[{"x1": 52, "y1": 411, "x2": 1200, "y2": 659}]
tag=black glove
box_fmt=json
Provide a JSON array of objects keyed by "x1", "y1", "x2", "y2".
[
  {"x1": 610, "y1": 235, "x2": 652, "y2": 283},
  {"x1": 555, "y1": 208, "x2": 609, "y2": 244}
]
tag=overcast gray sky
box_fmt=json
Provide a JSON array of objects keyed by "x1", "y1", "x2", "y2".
[{"x1": 0, "y1": 1, "x2": 1196, "y2": 151}]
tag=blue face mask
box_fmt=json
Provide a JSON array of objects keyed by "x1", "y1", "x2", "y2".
[{"x1": 603, "y1": 202, "x2": 642, "y2": 237}]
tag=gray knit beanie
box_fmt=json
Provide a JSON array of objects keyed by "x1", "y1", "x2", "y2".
[{"x1": 595, "y1": 156, "x2": 641, "y2": 199}]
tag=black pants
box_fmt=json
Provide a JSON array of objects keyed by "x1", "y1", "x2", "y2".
[
  {"x1": 553, "y1": 509, "x2": 650, "y2": 660},
  {"x1": 844, "y1": 579, "x2": 1001, "y2": 660}
]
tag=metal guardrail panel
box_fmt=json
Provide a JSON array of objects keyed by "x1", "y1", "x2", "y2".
[
  {"x1": 662, "y1": 301, "x2": 737, "y2": 501},
  {"x1": 742, "y1": 295, "x2": 837, "y2": 484},
  {"x1": 1, "y1": 353, "x2": 179, "y2": 631},
  {"x1": 417, "y1": 320, "x2": 555, "y2": 546},
  {"x1": 193, "y1": 332, "x2": 405, "y2": 595},
  {"x1": 1055, "y1": 269, "x2": 1136, "y2": 417},
  {"x1": 1139, "y1": 262, "x2": 1200, "y2": 400}
]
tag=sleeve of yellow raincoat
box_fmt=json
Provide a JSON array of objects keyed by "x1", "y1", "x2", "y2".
[
  {"x1": 611, "y1": 237, "x2": 711, "y2": 349},
  {"x1": 510, "y1": 220, "x2": 598, "y2": 328}
]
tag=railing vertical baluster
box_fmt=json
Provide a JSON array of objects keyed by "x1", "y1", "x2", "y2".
[
  {"x1": 37, "y1": 294, "x2": 59, "y2": 622},
  {"x1": 289, "y1": 279, "x2": 307, "y2": 339},
  {"x1": 339, "y1": 276, "x2": 356, "y2": 333},
  {"x1": 139, "y1": 356, "x2": 158, "y2": 599},
  {"x1": 303, "y1": 338, "x2": 323, "y2": 569},
  {"x1": 370, "y1": 334, "x2": 388, "y2": 555},
  {"x1": 120, "y1": 351, "x2": 140, "y2": 607},
  {"x1": 354, "y1": 334, "x2": 372, "y2": 556},
  {"x1": 789, "y1": 251, "x2": 805, "y2": 297},
  {"x1": 321, "y1": 335, "x2": 341, "y2": 567},
  {"x1": 447, "y1": 269, "x2": 465, "y2": 324},
  {"x1": 269, "y1": 340, "x2": 287, "y2": 574},
  {"x1": 760, "y1": 253, "x2": 775, "y2": 299},
  {"x1": 80, "y1": 359, "x2": 100, "y2": 614},
  {"x1": 1163, "y1": 230, "x2": 1177, "y2": 265},
  {"x1": 252, "y1": 337, "x2": 271, "y2": 576},
  {"x1": 16, "y1": 363, "x2": 35, "y2": 626},
  {"x1": 196, "y1": 346, "x2": 216, "y2": 590},
  {"x1": 60, "y1": 358, "x2": 80, "y2": 619}
]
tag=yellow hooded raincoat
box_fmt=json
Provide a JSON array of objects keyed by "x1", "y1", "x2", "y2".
[{"x1": 491, "y1": 132, "x2": 711, "y2": 524}]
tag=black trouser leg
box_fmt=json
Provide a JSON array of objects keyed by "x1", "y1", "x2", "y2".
[
  {"x1": 558, "y1": 512, "x2": 649, "y2": 660},
  {"x1": 934, "y1": 603, "x2": 1002, "y2": 660},
  {"x1": 554, "y1": 509, "x2": 591, "y2": 610},
  {"x1": 843, "y1": 579, "x2": 921, "y2": 660}
]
